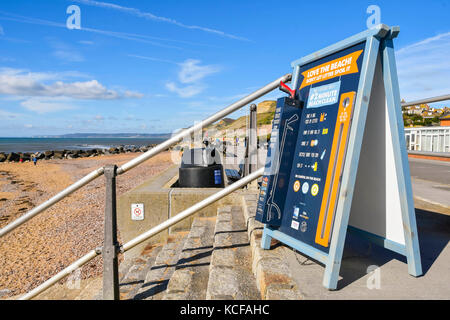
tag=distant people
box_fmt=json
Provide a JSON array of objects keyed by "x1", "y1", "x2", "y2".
[
  {"x1": 32, "y1": 155, "x2": 37, "y2": 166},
  {"x1": 19, "y1": 157, "x2": 23, "y2": 163}
]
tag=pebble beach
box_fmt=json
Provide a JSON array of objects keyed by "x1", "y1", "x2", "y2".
[{"x1": 0, "y1": 151, "x2": 175, "y2": 298}]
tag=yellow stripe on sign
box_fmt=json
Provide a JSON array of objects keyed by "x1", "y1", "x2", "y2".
[
  {"x1": 300, "y1": 51, "x2": 363, "y2": 89},
  {"x1": 315, "y1": 92, "x2": 356, "y2": 247}
]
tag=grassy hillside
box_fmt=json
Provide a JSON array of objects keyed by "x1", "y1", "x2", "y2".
[{"x1": 206, "y1": 100, "x2": 276, "y2": 133}]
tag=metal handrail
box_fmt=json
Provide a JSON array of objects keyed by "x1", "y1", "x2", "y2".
[
  {"x1": 0, "y1": 73, "x2": 291, "y2": 238},
  {"x1": 19, "y1": 167, "x2": 264, "y2": 300},
  {"x1": 401, "y1": 94, "x2": 450, "y2": 107}
]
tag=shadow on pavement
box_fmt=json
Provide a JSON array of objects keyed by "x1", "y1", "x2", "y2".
[
  {"x1": 415, "y1": 208, "x2": 450, "y2": 274},
  {"x1": 336, "y1": 208, "x2": 449, "y2": 289}
]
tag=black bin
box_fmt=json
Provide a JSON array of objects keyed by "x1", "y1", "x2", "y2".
[{"x1": 178, "y1": 148, "x2": 224, "y2": 188}]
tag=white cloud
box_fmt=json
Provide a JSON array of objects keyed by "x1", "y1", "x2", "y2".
[
  {"x1": 0, "y1": 10, "x2": 201, "y2": 50},
  {"x1": 0, "y1": 68, "x2": 142, "y2": 100},
  {"x1": 0, "y1": 108, "x2": 23, "y2": 119},
  {"x1": 396, "y1": 32, "x2": 450, "y2": 102},
  {"x1": 128, "y1": 54, "x2": 177, "y2": 64},
  {"x1": 165, "y1": 59, "x2": 220, "y2": 98},
  {"x1": 20, "y1": 97, "x2": 76, "y2": 114},
  {"x1": 79, "y1": 40, "x2": 94, "y2": 45},
  {"x1": 50, "y1": 40, "x2": 85, "y2": 62},
  {"x1": 53, "y1": 49, "x2": 84, "y2": 62},
  {"x1": 165, "y1": 82, "x2": 205, "y2": 98},
  {"x1": 124, "y1": 90, "x2": 144, "y2": 98},
  {"x1": 177, "y1": 59, "x2": 221, "y2": 84},
  {"x1": 73, "y1": 0, "x2": 249, "y2": 41}
]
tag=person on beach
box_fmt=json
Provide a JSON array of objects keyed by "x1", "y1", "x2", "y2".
[
  {"x1": 19, "y1": 157, "x2": 23, "y2": 163},
  {"x1": 32, "y1": 155, "x2": 37, "y2": 166}
]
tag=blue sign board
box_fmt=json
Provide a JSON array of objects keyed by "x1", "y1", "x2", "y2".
[
  {"x1": 307, "y1": 81, "x2": 341, "y2": 109},
  {"x1": 255, "y1": 25, "x2": 423, "y2": 290},
  {"x1": 257, "y1": 41, "x2": 365, "y2": 253}
]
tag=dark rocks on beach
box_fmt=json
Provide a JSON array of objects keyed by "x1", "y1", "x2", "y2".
[
  {"x1": 66, "y1": 152, "x2": 76, "y2": 158},
  {"x1": 6, "y1": 152, "x2": 20, "y2": 162},
  {"x1": 20, "y1": 153, "x2": 31, "y2": 162},
  {"x1": 36, "y1": 152, "x2": 45, "y2": 160},
  {"x1": 44, "y1": 151, "x2": 54, "y2": 160},
  {"x1": 0, "y1": 144, "x2": 157, "y2": 163},
  {"x1": 52, "y1": 151, "x2": 64, "y2": 159},
  {"x1": 108, "y1": 147, "x2": 119, "y2": 154}
]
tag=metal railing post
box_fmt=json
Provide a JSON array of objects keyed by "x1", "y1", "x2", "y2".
[
  {"x1": 102, "y1": 165, "x2": 120, "y2": 300},
  {"x1": 244, "y1": 138, "x2": 249, "y2": 177},
  {"x1": 244, "y1": 104, "x2": 257, "y2": 177},
  {"x1": 249, "y1": 103, "x2": 258, "y2": 175}
]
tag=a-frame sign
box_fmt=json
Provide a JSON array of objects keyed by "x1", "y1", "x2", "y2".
[{"x1": 256, "y1": 24, "x2": 422, "y2": 290}]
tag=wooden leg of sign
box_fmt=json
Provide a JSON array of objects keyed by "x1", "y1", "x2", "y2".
[
  {"x1": 382, "y1": 35, "x2": 423, "y2": 277},
  {"x1": 261, "y1": 225, "x2": 272, "y2": 250},
  {"x1": 323, "y1": 35, "x2": 381, "y2": 290}
]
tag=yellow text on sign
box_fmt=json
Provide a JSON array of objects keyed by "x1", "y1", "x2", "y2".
[{"x1": 300, "y1": 50, "x2": 363, "y2": 89}]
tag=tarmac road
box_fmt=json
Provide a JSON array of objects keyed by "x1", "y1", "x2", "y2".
[
  {"x1": 408, "y1": 158, "x2": 450, "y2": 210},
  {"x1": 409, "y1": 158, "x2": 450, "y2": 185}
]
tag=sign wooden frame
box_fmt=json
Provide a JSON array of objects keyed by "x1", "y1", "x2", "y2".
[{"x1": 260, "y1": 25, "x2": 422, "y2": 290}]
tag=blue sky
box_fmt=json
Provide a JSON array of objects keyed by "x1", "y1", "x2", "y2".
[{"x1": 0, "y1": 0, "x2": 449, "y2": 136}]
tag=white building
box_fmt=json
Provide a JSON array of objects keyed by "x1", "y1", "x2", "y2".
[{"x1": 405, "y1": 126, "x2": 450, "y2": 153}]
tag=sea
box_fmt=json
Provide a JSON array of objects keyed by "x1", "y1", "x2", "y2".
[{"x1": 0, "y1": 137, "x2": 166, "y2": 154}]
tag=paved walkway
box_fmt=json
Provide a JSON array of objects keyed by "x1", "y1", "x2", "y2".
[
  {"x1": 251, "y1": 152, "x2": 450, "y2": 299},
  {"x1": 409, "y1": 158, "x2": 450, "y2": 211},
  {"x1": 283, "y1": 208, "x2": 450, "y2": 299},
  {"x1": 412, "y1": 178, "x2": 450, "y2": 210}
]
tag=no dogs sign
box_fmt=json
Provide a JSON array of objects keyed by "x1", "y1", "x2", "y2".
[{"x1": 131, "y1": 203, "x2": 144, "y2": 221}]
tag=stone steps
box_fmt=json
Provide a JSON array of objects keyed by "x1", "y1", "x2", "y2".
[
  {"x1": 100, "y1": 193, "x2": 303, "y2": 301},
  {"x1": 118, "y1": 242, "x2": 163, "y2": 300},
  {"x1": 163, "y1": 217, "x2": 216, "y2": 300},
  {"x1": 206, "y1": 206, "x2": 260, "y2": 300},
  {"x1": 241, "y1": 193, "x2": 303, "y2": 300},
  {"x1": 134, "y1": 231, "x2": 189, "y2": 300},
  {"x1": 19, "y1": 192, "x2": 303, "y2": 301}
]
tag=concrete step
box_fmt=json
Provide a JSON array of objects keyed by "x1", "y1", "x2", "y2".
[
  {"x1": 92, "y1": 191, "x2": 302, "y2": 300},
  {"x1": 206, "y1": 206, "x2": 260, "y2": 300},
  {"x1": 241, "y1": 193, "x2": 303, "y2": 300},
  {"x1": 118, "y1": 242, "x2": 163, "y2": 300},
  {"x1": 133, "y1": 232, "x2": 189, "y2": 300},
  {"x1": 163, "y1": 217, "x2": 216, "y2": 300}
]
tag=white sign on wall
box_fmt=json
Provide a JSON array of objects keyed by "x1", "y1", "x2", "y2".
[{"x1": 131, "y1": 203, "x2": 144, "y2": 221}]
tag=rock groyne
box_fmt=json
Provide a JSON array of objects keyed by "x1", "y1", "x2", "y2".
[{"x1": 0, "y1": 144, "x2": 158, "y2": 163}]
